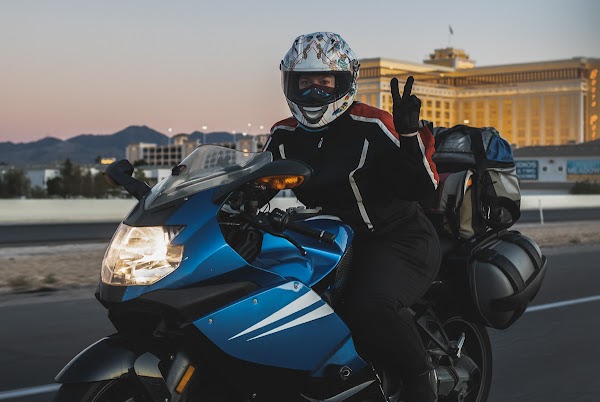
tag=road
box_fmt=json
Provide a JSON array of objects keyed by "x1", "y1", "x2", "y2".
[
  {"x1": 1, "y1": 208, "x2": 600, "y2": 245},
  {"x1": 0, "y1": 245, "x2": 599, "y2": 401}
]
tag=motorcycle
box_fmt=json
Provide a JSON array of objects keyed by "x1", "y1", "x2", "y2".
[{"x1": 53, "y1": 144, "x2": 547, "y2": 402}]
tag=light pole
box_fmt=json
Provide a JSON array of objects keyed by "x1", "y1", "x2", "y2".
[{"x1": 201, "y1": 126, "x2": 208, "y2": 144}]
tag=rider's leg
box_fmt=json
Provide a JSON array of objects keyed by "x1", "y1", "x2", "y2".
[{"x1": 343, "y1": 210, "x2": 441, "y2": 402}]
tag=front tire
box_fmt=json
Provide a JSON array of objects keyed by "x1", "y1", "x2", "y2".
[
  {"x1": 52, "y1": 379, "x2": 148, "y2": 402},
  {"x1": 441, "y1": 316, "x2": 492, "y2": 402}
]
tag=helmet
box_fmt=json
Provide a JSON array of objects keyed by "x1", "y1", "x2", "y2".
[{"x1": 280, "y1": 32, "x2": 360, "y2": 129}]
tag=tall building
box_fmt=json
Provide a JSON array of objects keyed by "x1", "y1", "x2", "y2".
[
  {"x1": 126, "y1": 134, "x2": 199, "y2": 166},
  {"x1": 357, "y1": 48, "x2": 600, "y2": 147}
]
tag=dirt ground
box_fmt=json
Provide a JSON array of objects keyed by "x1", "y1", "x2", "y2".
[{"x1": 1, "y1": 221, "x2": 599, "y2": 294}]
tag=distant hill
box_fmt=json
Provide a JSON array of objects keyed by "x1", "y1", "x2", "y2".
[{"x1": 0, "y1": 126, "x2": 251, "y2": 167}]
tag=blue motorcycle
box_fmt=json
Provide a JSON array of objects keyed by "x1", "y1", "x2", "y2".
[{"x1": 53, "y1": 145, "x2": 546, "y2": 402}]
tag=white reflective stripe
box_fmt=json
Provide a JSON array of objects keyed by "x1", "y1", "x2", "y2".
[
  {"x1": 228, "y1": 290, "x2": 321, "y2": 340},
  {"x1": 247, "y1": 303, "x2": 334, "y2": 341},
  {"x1": 301, "y1": 381, "x2": 375, "y2": 402},
  {"x1": 349, "y1": 139, "x2": 373, "y2": 230},
  {"x1": 416, "y1": 132, "x2": 438, "y2": 190},
  {"x1": 262, "y1": 136, "x2": 272, "y2": 151},
  {"x1": 272, "y1": 124, "x2": 297, "y2": 132},
  {"x1": 279, "y1": 144, "x2": 286, "y2": 159},
  {"x1": 350, "y1": 114, "x2": 400, "y2": 147},
  {"x1": 400, "y1": 131, "x2": 418, "y2": 137}
]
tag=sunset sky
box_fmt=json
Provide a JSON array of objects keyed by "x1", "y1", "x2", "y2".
[{"x1": 1, "y1": 0, "x2": 598, "y2": 143}]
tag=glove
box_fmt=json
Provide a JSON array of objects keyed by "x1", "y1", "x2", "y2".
[{"x1": 390, "y1": 76, "x2": 421, "y2": 134}]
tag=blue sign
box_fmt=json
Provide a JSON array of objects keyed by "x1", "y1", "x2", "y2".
[
  {"x1": 516, "y1": 160, "x2": 539, "y2": 180},
  {"x1": 566, "y1": 160, "x2": 600, "y2": 175}
]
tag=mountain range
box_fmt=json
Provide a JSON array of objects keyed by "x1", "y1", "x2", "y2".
[{"x1": 0, "y1": 126, "x2": 248, "y2": 167}]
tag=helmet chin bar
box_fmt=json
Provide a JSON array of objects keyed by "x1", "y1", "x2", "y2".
[{"x1": 299, "y1": 105, "x2": 329, "y2": 125}]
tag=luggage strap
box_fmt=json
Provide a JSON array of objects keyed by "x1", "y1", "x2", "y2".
[
  {"x1": 476, "y1": 248, "x2": 526, "y2": 292},
  {"x1": 500, "y1": 232, "x2": 543, "y2": 270}
]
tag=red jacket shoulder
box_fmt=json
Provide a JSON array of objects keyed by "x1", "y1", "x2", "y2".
[
  {"x1": 349, "y1": 102, "x2": 399, "y2": 141},
  {"x1": 270, "y1": 117, "x2": 298, "y2": 133}
]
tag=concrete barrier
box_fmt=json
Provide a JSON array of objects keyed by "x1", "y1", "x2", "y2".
[
  {"x1": 520, "y1": 195, "x2": 600, "y2": 210},
  {"x1": 1, "y1": 195, "x2": 599, "y2": 225}
]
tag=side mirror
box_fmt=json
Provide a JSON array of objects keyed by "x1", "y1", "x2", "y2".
[{"x1": 103, "y1": 160, "x2": 151, "y2": 200}]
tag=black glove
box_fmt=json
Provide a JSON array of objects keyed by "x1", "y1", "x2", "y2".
[{"x1": 390, "y1": 76, "x2": 421, "y2": 134}]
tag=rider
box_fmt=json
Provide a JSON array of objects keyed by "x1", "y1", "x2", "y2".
[{"x1": 265, "y1": 32, "x2": 441, "y2": 402}]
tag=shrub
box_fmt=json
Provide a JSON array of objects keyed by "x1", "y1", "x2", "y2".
[{"x1": 570, "y1": 181, "x2": 600, "y2": 194}]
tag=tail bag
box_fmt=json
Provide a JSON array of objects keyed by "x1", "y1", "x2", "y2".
[{"x1": 422, "y1": 124, "x2": 521, "y2": 240}]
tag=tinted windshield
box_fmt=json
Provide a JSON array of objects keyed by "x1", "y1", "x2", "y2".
[{"x1": 145, "y1": 145, "x2": 272, "y2": 208}]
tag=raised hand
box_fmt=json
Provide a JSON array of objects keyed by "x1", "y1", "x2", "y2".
[{"x1": 390, "y1": 76, "x2": 421, "y2": 134}]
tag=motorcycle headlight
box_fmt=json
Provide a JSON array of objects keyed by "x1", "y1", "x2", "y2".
[{"x1": 101, "y1": 224, "x2": 185, "y2": 286}]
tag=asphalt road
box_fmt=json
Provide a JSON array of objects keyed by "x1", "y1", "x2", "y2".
[
  {"x1": 1, "y1": 208, "x2": 600, "y2": 245},
  {"x1": 0, "y1": 245, "x2": 599, "y2": 401}
]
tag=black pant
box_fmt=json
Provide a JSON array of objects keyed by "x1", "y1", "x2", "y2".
[{"x1": 343, "y1": 208, "x2": 441, "y2": 377}]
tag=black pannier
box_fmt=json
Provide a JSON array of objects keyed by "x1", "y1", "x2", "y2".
[{"x1": 441, "y1": 230, "x2": 547, "y2": 329}]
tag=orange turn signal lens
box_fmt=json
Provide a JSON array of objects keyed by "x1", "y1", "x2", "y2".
[
  {"x1": 256, "y1": 175, "x2": 305, "y2": 190},
  {"x1": 176, "y1": 365, "x2": 196, "y2": 394}
]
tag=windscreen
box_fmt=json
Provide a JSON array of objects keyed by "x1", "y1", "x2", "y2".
[{"x1": 145, "y1": 145, "x2": 272, "y2": 209}]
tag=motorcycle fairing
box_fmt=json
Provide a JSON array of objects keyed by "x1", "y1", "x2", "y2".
[
  {"x1": 194, "y1": 281, "x2": 353, "y2": 371},
  {"x1": 254, "y1": 217, "x2": 353, "y2": 287},
  {"x1": 121, "y1": 189, "x2": 285, "y2": 302},
  {"x1": 309, "y1": 336, "x2": 367, "y2": 378}
]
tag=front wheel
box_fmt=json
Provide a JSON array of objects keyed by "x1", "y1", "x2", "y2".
[
  {"x1": 53, "y1": 375, "x2": 231, "y2": 402},
  {"x1": 52, "y1": 379, "x2": 148, "y2": 402},
  {"x1": 441, "y1": 316, "x2": 492, "y2": 402}
]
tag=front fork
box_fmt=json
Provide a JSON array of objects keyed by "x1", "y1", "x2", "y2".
[{"x1": 133, "y1": 352, "x2": 195, "y2": 402}]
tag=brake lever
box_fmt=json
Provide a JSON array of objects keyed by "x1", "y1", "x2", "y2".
[{"x1": 248, "y1": 213, "x2": 307, "y2": 256}]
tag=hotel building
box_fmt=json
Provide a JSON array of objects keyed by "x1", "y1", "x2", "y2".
[{"x1": 357, "y1": 48, "x2": 600, "y2": 147}]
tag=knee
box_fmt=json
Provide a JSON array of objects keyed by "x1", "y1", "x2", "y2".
[{"x1": 345, "y1": 297, "x2": 400, "y2": 331}]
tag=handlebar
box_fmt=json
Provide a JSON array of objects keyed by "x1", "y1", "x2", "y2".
[{"x1": 269, "y1": 208, "x2": 337, "y2": 245}]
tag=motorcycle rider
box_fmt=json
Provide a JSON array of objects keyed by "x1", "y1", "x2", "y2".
[{"x1": 265, "y1": 32, "x2": 441, "y2": 402}]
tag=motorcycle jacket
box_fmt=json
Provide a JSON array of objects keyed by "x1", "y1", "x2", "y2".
[{"x1": 265, "y1": 102, "x2": 439, "y2": 235}]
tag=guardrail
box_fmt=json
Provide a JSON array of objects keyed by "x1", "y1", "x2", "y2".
[{"x1": 0, "y1": 195, "x2": 599, "y2": 225}]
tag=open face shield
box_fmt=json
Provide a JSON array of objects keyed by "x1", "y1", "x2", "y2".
[{"x1": 283, "y1": 71, "x2": 354, "y2": 107}]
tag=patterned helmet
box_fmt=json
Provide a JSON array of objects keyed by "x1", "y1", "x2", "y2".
[{"x1": 280, "y1": 32, "x2": 360, "y2": 128}]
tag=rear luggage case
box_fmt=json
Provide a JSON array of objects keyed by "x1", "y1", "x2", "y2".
[{"x1": 442, "y1": 230, "x2": 547, "y2": 329}]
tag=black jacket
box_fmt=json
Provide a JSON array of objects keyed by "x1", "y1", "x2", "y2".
[{"x1": 265, "y1": 102, "x2": 439, "y2": 235}]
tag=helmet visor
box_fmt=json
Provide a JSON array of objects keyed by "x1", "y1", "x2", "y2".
[{"x1": 283, "y1": 71, "x2": 354, "y2": 107}]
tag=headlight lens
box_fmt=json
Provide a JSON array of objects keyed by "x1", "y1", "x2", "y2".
[{"x1": 101, "y1": 224, "x2": 185, "y2": 286}]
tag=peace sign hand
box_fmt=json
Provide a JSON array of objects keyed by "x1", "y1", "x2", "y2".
[{"x1": 390, "y1": 76, "x2": 422, "y2": 134}]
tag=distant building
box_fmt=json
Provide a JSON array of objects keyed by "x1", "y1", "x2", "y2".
[
  {"x1": 514, "y1": 139, "x2": 600, "y2": 194},
  {"x1": 358, "y1": 48, "x2": 600, "y2": 147},
  {"x1": 126, "y1": 134, "x2": 200, "y2": 167},
  {"x1": 126, "y1": 133, "x2": 273, "y2": 168},
  {"x1": 25, "y1": 168, "x2": 60, "y2": 190}
]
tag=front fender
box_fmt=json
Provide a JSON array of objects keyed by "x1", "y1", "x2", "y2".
[{"x1": 55, "y1": 336, "x2": 139, "y2": 383}]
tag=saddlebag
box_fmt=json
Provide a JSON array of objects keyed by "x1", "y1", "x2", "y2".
[{"x1": 443, "y1": 230, "x2": 547, "y2": 329}]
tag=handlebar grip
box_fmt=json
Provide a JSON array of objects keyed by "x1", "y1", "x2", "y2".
[{"x1": 286, "y1": 221, "x2": 337, "y2": 244}]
